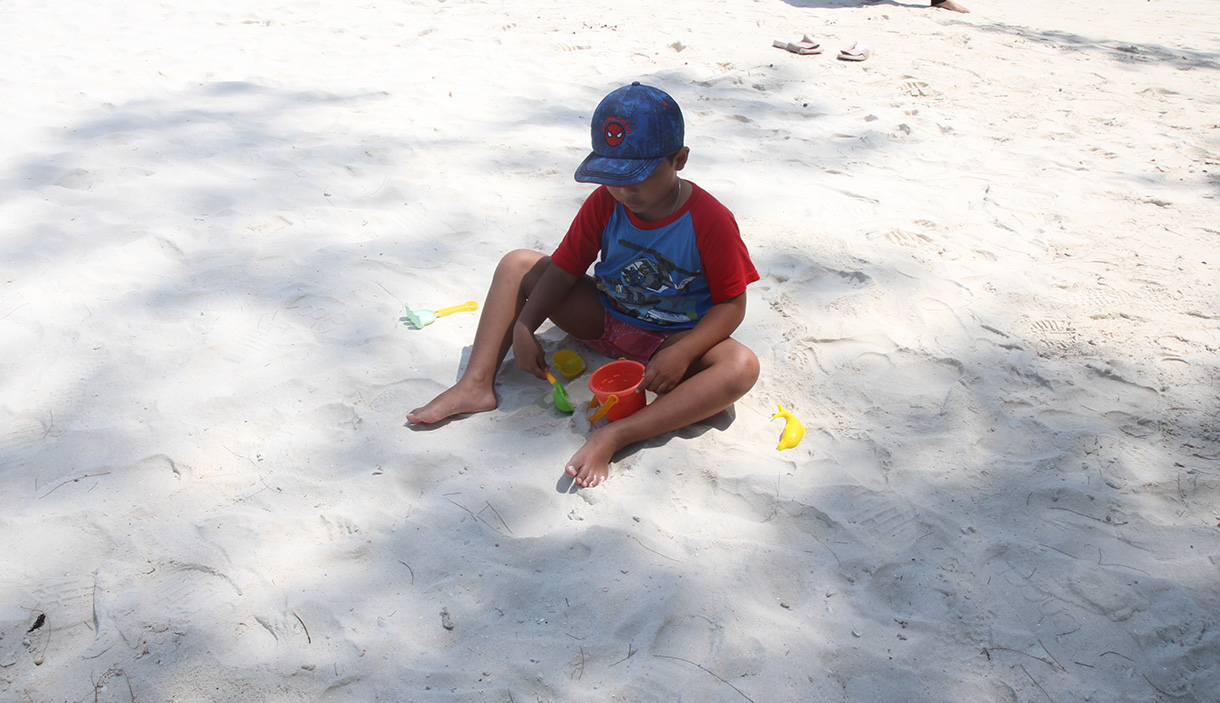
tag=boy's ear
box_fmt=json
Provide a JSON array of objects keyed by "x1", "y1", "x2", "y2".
[{"x1": 673, "y1": 146, "x2": 690, "y2": 171}]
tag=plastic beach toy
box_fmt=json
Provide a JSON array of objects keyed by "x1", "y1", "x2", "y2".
[
  {"x1": 545, "y1": 371, "x2": 574, "y2": 413},
  {"x1": 552, "y1": 350, "x2": 586, "y2": 379},
  {"x1": 587, "y1": 360, "x2": 647, "y2": 423},
  {"x1": 405, "y1": 300, "x2": 478, "y2": 328},
  {"x1": 772, "y1": 403, "x2": 807, "y2": 451}
]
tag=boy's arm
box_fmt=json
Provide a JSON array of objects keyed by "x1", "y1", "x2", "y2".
[
  {"x1": 643, "y1": 292, "x2": 747, "y2": 394},
  {"x1": 513, "y1": 261, "x2": 581, "y2": 379}
]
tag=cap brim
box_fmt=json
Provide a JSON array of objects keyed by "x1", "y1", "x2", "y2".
[{"x1": 574, "y1": 152, "x2": 666, "y2": 186}]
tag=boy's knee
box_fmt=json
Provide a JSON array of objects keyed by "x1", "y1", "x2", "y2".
[
  {"x1": 721, "y1": 342, "x2": 760, "y2": 396},
  {"x1": 495, "y1": 249, "x2": 549, "y2": 287},
  {"x1": 739, "y1": 346, "x2": 761, "y2": 387},
  {"x1": 499, "y1": 248, "x2": 546, "y2": 271}
]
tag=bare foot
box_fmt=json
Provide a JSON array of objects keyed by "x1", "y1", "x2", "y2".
[
  {"x1": 934, "y1": 0, "x2": 970, "y2": 12},
  {"x1": 565, "y1": 430, "x2": 619, "y2": 488},
  {"x1": 407, "y1": 381, "x2": 497, "y2": 424}
]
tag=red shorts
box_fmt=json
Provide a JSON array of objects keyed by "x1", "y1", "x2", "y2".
[{"x1": 576, "y1": 312, "x2": 672, "y2": 363}]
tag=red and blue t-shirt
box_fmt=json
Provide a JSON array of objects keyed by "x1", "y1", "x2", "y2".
[{"x1": 551, "y1": 182, "x2": 759, "y2": 332}]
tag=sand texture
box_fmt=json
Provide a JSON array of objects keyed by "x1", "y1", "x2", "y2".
[{"x1": 2, "y1": 0, "x2": 1219, "y2": 701}]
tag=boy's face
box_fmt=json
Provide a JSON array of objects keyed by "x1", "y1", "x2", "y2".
[{"x1": 606, "y1": 147, "x2": 689, "y2": 222}]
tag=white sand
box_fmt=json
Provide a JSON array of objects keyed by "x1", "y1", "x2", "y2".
[{"x1": 3, "y1": 0, "x2": 1219, "y2": 700}]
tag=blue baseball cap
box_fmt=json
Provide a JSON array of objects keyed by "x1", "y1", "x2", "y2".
[{"x1": 574, "y1": 82, "x2": 684, "y2": 186}]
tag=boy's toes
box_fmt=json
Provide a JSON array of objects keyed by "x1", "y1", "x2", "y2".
[
  {"x1": 565, "y1": 438, "x2": 613, "y2": 488},
  {"x1": 575, "y1": 466, "x2": 608, "y2": 488}
]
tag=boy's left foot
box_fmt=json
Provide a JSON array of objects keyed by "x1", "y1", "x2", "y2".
[
  {"x1": 406, "y1": 380, "x2": 497, "y2": 424},
  {"x1": 565, "y1": 430, "x2": 618, "y2": 488}
]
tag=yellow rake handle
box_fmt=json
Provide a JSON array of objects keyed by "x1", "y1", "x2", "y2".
[{"x1": 434, "y1": 301, "x2": 479, "y2": 318}]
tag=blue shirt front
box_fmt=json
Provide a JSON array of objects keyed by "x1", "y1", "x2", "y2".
[{"x1": 594, "y1": 205, "x2": 711, "y2": 331}]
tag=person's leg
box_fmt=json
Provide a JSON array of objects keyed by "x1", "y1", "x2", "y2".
[
  {"x1": 407, "y1": 250, "x2": 603, "y2": 424},
  {"x1": 565, "y1": 337, "x2": 760, "y2": 487}
]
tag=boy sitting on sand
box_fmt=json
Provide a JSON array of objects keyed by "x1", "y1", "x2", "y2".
[{"x1": 408, "y1": 82, "x2": 760, "y2": 488}]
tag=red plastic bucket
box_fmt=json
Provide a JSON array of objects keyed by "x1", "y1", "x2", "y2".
[{"x1": 587, "y1": 360, "x2": 647, "y2": 422}]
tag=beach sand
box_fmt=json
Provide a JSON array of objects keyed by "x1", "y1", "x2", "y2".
[{"x1": 2, "y1": 0, "x2": 1218, "y2": 700}]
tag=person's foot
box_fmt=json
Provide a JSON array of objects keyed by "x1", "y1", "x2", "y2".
[
  {"x1": 934, "y1": 0, "x2": 970, "y2": 12},
  {"x1": 565, "y1": 430, "x2": 619, "y2": 488},
  {"x1": 407, "y1": 381, "x2": 497, "y2": 424}
]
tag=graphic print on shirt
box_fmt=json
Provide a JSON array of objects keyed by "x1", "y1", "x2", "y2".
[{"x1": 595, "y1": 218, "x2": 708, "y2": 329}]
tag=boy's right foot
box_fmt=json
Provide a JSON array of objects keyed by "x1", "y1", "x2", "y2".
[
  {"x1": 564, "y1": 429, "x2": 619, "y2": 488},
  {"x1": 406, "y1": 382, "x2": 497, "y2": 424}
]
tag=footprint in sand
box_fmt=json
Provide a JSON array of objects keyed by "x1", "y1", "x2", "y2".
[
  {"x1": 838, "y1": 487, "x2": 926, "y2": 551},
  {"x1": 1025, "y1": 317, "x2": 1080, "y2": 355},
  {"x1": 243, "y1": 214, "x2": 294, "y2": 234},
  {"x1": 1072, "y1": 285, "x2": 1124, "y2": 314},
  {"x1": 1131, "y1": 590, "x2": 1220, "y2": 699},
  {"x1": 53, "y1": 168, "x2": 95, "y2": 190},
  {"x1": 123, "y1": 561, "x2": 243, "y2": 621},
  {"x1": 1154, "y1": 334, "x2": 1198, "y2": 358},
  {"x1": 1029, "y1": 318, "x2": 1074, "y2": 337},
  {"x1": 1067, "y1": 568, "x2": 1149, "y2": 622},
  {"x1": 30, "y1": 574, "x2": 95, "y2": 621},
  {"x1": 868, "y1": 560, "x2": 958, "y2": 618},
  {"x1": 6, "y1": 414, "x2": 62, "y2": 449},
  {"x1": 881, "y1": 228, "x2": 934, "y2": 249},
  {"x1": 649, "y1": 613, "x2": 720, "y2": 662},
  {"x1": 1093, "y1": 434, "x2": 1173, "y2": 486},
  {"x1": 898, "y1": 80, "x2": 934, "y2": 98},
  {"x1": 841, "y1": 352, "x2": 964, "y2": 413}
]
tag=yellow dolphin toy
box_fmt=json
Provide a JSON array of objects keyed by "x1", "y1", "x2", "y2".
[{"x1": 772, "y1": 403, "x2": 806, "y2": 451}]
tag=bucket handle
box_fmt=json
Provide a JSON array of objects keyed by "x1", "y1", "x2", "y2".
[{"x1": 586, "y1": 394, "x2": 619, "y2": 424}]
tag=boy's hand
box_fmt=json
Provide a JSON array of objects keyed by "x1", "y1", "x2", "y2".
[
  {"x1": 643, "y1": 344, "x2": 694, "y2": 394},
  {"x1": 640, "y1": 295, "x2": 747, "y2": 394},
  {"x1": 512, "y1": 320, "x2": 548, "y2": 379}
]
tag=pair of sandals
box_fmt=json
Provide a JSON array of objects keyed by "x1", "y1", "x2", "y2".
[{"x1": 772, "y1": 35, "x2": 873, "y2": 61}]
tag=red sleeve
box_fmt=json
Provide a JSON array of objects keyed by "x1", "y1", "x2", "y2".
[
  {"x1": 689, "y1": 187, "x2": 759, "y2": 303},
  {"x1": 551, "y1": 187, "x2": 615, "y2": 276}
]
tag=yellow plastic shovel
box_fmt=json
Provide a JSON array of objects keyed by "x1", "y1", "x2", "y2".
[
  {"x1": 405, "y1": 300, "x2": 478, "y2": 328},
  {"x1": 545, "y1": 372, "x2": 574, "y2": 413}
]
